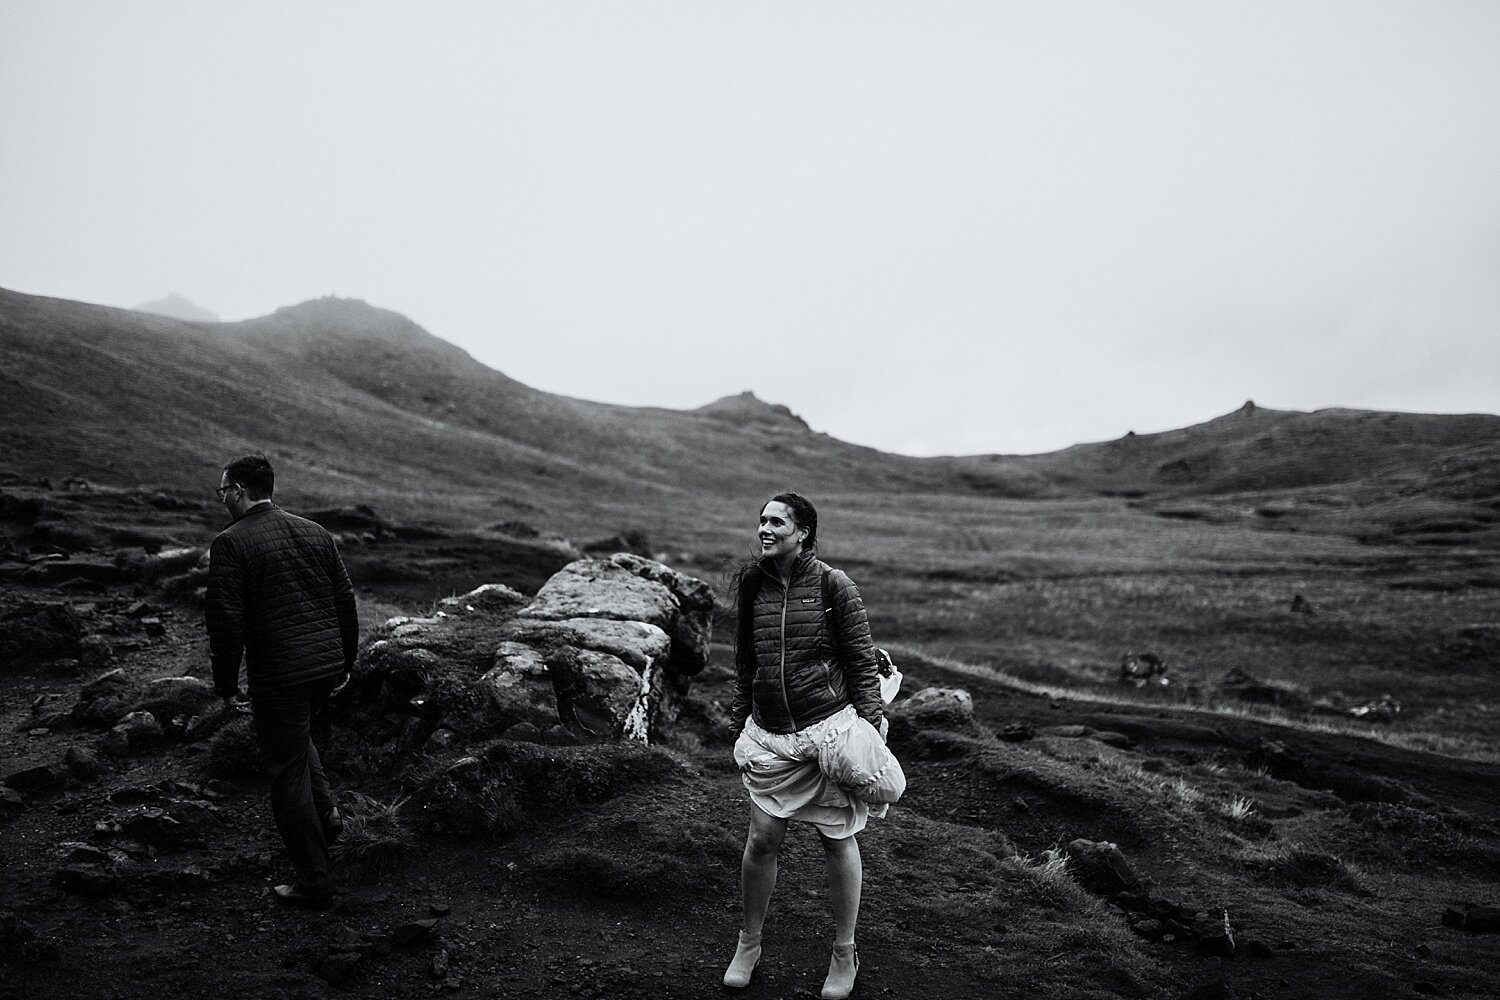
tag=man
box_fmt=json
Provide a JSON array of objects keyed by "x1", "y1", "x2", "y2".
[{"x1": 206, "y1": 454, "x2": 358, "y2": 909}]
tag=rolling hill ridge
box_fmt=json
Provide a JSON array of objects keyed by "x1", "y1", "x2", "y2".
[{"x1": 3, "y1": 286, "x2": 1496, "y2": 545}]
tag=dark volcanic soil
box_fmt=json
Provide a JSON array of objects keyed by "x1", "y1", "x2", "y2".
[{"x1": 3, "y1": 489, "x2": 1500, "y2": 1000}]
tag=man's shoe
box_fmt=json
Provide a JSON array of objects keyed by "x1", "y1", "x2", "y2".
[{"x1": 271, "y1": 884, "x2": 334, "y2": 910}]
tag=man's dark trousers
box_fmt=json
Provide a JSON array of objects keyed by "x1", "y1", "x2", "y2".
[{"x1": 252, "y1": 675, "x2": 339, "y2": 893}]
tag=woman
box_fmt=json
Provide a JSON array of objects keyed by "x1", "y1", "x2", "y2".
[{"x1": 723, "y1": 492, "x2": 886, "y2": 1000}]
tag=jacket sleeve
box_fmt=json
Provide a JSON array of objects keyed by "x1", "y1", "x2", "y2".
[
  {"x1": 327, "y1": 540, "x2": 359, "y2": 672},
  {"x1": 205, "y1": 535, "x2": 246, "y2": 697},
  {"x1": 828, "y1": 569, "x2": 883, "y2": 725}
]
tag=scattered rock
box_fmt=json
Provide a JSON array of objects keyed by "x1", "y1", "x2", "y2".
[
  {"x1": 316, "y1": 951, "x2": 364, "y2": 985},
  {"x1": 899, "y1": 687, "x2": 974, "y2": 726},
  {"x1": 1042, "y1": 724, "x2": 1089, "y2": 738},
  {"x1": 1193, "y1": 910, "x2": 1236, "y2": 955},
  {"x1": 99, "y1": 711, "x2": 164, "y2": 757},
  {"x1": 0, "y1": 787, "x2": 24, "y2": 812},
  {"x1": 3, "y1": 764, "x2": 61, "y2": 793},
  {"x1": 77, "y1": 635, "x2": 114, "y2": 670},
  {"x1": 1066, "y1": 839, "x2": 1140, "y2": 895},
  {"x1": 22, "y1": 557, "x2": 125, "y2": 588},
  {"x1": 0, "y1": 601, "x2": 84, "y2": 668},
  {"x1": 1120, "y1": 651, "x2": 1169, "y2": 687},
  {"x1": 1347, "y1": 694, "x2": 1401, "y2": 723},
  {"x1": 1442, "y1": 902, "x2": 1500, "y2": 933},
  {"x1": 392, "y1": 919, "x2": 438, "y2": 947},
  {"x1": 54, "y1": 867, "x2": 121, "y2": 898},
  {"x1": 116, "y1": 807, "x2": 207, "y2": 852},
  {"x1": 79, "y1": 667, "x2": 128, "y2": 701},
  {"x1": 998, "y1": 722, "x2": 1034, "y2": 742},
  {"x1": 1129, "y1": 917, "x2": 1164, "y2": 940}
]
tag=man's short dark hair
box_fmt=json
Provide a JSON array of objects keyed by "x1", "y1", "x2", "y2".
[{"x1": 224, "y1": 454, "x2": 275, "y2": 499}]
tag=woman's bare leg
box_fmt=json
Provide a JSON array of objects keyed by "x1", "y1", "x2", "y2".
[
  {"x1": 741, "y1": 802, "x2": 788, "y2": 934},
  {"x1": 820, "y1": 832, "x2": 862, "y2": 944}
]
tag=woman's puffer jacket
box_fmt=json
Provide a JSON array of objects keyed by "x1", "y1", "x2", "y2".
[{"x1": 730, "y1": 552, "x2": 884, "y2": 735}]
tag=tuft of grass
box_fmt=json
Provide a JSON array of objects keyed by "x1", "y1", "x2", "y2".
[
  {"x1": 1238, "y1": 842, "x2": 1369, "y2": 894},
  {"x1": 330, "y1": 792, "x2": 418, "y2": 875},
  {"x1": 203, "y1": 717, "x2": 263, "y2": 780},
  {"x1": 1221, "y1": 795, "x2": 1257, "y2": 821}
]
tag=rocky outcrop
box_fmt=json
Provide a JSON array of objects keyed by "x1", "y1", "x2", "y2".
[
  {"x1": 335, "y1": 556, "x2": 713, "y2": 757},
  {"x1": 0, "y1": 601, "x2": 85, "y2": 668}
]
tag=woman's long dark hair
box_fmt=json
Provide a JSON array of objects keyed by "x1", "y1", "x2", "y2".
[{"x1": 731, "y1": 492, "x2": 819, "y2": 670}]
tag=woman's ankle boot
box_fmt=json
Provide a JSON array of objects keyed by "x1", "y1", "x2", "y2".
[
  {"x1": 820, "y1": 941, "x2": 858, "y2": 999},
  {"x1": 723, "y1": 931, "x2": 762, "y2": 988}
]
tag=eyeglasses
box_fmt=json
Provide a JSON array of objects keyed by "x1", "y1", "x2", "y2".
[{"x1": 215, "y1": 484, "x2": 240, "y2": 499}]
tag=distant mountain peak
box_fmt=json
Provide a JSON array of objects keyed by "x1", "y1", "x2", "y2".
[
  {"x1": 133, "y1": 293, "x2": 218, "y2": 322},
  {"x1": 243, "y1": 296, "x2": 466, "y2": 356},
  {"x1": 695, "y1": 391, "x2": 811, "y2": 431}
]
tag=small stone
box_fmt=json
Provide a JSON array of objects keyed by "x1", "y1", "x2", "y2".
[
  {"x1": 429, "y1": 902, "x2": 452, "y2": 916},
  {"x1": 4, "y1": 764, "x2": 60, "y2": 792},
  {"x1": 317, "y1": 952, "x2": 363, "y2": 985},
  {"x1": 1066, "y1": 839, "x2": 1139, "y2": 895},
  {"x1": 432, "y1": 948, "x2": 451, "y2": 978},
  {"x1": 60, "y1": 843, "x2": 111, "y2": 864},
  {"x1": 80, "y1": 668, "x2": 127, "y2": 700},
  {"x1": 1, "y1": 787, "x2": 25, "y2": 811},
  {"x1": 1129, "y1": 918, "x2": 1164, "y2": 940},
  {"x1": 392, "y1": 919, "x2": 438, "y2": 947},
  {"x1": 55, "y1": 867, "x2": 121, "y2": 897},
  {"x1": 28, "y1": 727, "x2": 50, "y2": 737},
  {"x1": 1193, "y1": 910, "x2": 1236, "y2": 956}
]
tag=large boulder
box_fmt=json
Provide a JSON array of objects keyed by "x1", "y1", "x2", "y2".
[
  {"x1": 524, "y1": 554, "x2": 715, "y2": 678},
  {"x1": 334, "y1": 557, "x2": 713, "y2": 756}
]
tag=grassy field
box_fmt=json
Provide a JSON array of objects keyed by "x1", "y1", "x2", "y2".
[{"x1": 669, "y1": 492, "x2": 1500, "y2": 763}]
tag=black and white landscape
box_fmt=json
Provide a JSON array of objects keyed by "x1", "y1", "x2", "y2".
[{"x1": 2, "y1": 288, "x2": 1498, "y2": 999}]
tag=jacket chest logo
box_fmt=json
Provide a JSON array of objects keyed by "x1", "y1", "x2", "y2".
[{"x1": 799, "y1": 597, "x2": 820, "y2": 604}]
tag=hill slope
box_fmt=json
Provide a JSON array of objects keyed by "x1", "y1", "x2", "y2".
[
  {"x1": 0, "y1": 289, "x2": 1047, "y2": 534},
  {"x1": 3, "y1": 287, "x2": 1496, "y2": 545}
]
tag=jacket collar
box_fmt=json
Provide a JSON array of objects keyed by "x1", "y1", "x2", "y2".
[
  {"x1": 758, "y1": 549, "x2": 819, "y2": 587},
  {"x1": 231, "y1": 500, "x2": 278, "y2": 525}
]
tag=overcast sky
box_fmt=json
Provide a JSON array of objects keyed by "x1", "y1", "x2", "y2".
[{"x1": 3, "y1": 2, "x2": 1497, "y2": 455}]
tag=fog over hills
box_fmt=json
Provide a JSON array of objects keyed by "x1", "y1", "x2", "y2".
[
  {"x1": 3, "y1": 286, "x2": 1497, "y2": 543},
  {"x1": 133, "y1": 293, "x2": 219, "y2": 323}
]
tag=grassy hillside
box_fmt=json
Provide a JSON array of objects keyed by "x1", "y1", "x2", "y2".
[
  {"x1": 0, "y1": 289, "x2": 1045, "y2": 539},
  {"x1": 3, "y1": 285, "x2": 1497, "y2": 556}
]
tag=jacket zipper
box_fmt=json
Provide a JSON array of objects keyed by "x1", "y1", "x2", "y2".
[{"x1": 777, "y1": 573, "x2": 798, "y2": 732}]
